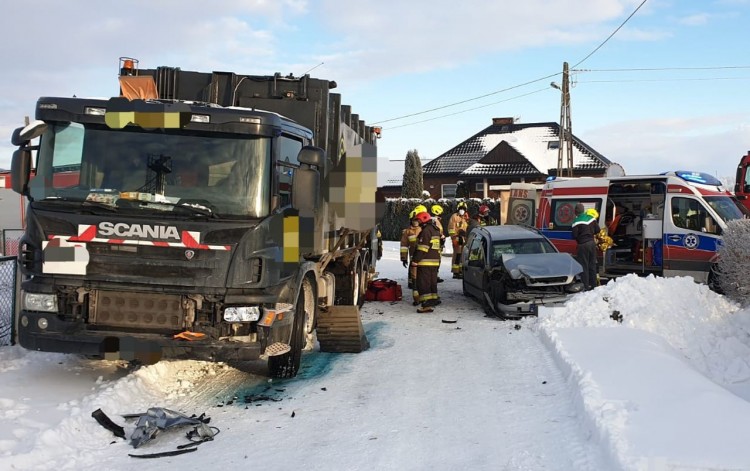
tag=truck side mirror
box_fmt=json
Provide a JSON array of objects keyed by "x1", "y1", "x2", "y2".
[
  {"x1": 292, "y1": 148, "x2": 321, "y2": 214},
  {"x1": 11, "y1": 120, "x2": 47, "y2": 146},
  {"x1": 298, "y1": 146, "x2": 325, "y2": 168},
  {"x1": 11, "y1": 148, "x2": 32, "y2": 195}
]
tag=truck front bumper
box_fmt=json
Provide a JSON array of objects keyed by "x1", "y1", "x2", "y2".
[{"x1": 17, "y1": 311, "x2": 262, "y2": 363}]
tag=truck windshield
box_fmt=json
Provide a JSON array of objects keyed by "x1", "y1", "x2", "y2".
[
  {"x1": 705, "y1": 196, "x2": 750, "y2": 223},
  {"x1": 29, "y1": 122, "x2": 271, "y2": 218}
]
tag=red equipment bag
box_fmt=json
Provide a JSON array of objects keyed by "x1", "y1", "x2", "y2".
[{"x1": 365, "y1": 278, "x2": 403, "y2": 302}]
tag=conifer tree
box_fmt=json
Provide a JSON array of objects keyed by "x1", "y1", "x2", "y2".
[{"x1": 401, "y1": 149, "x2": 424, "y2": 198}]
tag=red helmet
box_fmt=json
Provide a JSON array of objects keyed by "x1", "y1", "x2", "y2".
[
  {"x1": 415, "y1": 211, "x2": 432, "y2": 224},
  {"x1": 479, "y1": 204, "x2": 490, "y2": 215}
]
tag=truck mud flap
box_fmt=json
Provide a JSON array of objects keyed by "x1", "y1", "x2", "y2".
[{"x1": 316, "y1": 305, "x2": 369, "y2": 353}]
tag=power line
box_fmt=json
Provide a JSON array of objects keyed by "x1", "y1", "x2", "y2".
[
  {"x1": 371, "y1": 74, "x2": 557, "y2": 125},
  {"x1": 574, "y1": 65, "x2": 750, "y2": 73},
  {"x1": 384, "y1": 88, "x2": 549, "y2": 131},
  {"x1": 572, "y1": 0, "x2": 649, "y2": 68},
  {"x1": 577, "y1": 76, "x2": 750, "y2": 84},
  {"x1": 372, "y1": 0, "x2": 650, "y2": 126}
]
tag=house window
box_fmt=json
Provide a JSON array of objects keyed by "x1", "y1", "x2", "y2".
[
  {"x1": 475, "y1": 183, "x2": 485, "y2": 192},
  {"x1": 442, "y1": 184, "x2": 457, "y2": 198},
  {"x1": 548, "y1": 141, "x2": 560, "y2": 150}
]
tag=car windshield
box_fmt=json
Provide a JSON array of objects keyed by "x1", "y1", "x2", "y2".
[
  {"x1": 28, "y1": 122, "x2": 271, "y2": 218},
  {"x1": 705, "y1": 196, "x2": 750, "y2": 222},
  {"x1": 491, "y1": 237, "x2": 557, "y2": 265}
]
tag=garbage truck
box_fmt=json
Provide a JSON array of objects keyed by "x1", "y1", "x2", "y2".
[{"x1": 9, "y1": 58, "x2": 381, "y2": 378}]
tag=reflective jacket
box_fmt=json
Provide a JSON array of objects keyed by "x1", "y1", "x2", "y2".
[
  {"x1": 400, "y1": 225, "x2": 421, "y2": 262},
  {"x1": 448, "y1": 212, "x2": 469, "y2": 239},
  {"x1": 412, "y1": 222, "x2": 442, "y2": 267},
  {"x1": 572, "y1": 212, "x2": 601, "y2": 245}
]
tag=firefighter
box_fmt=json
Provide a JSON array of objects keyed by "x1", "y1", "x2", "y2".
[
  {"x1": 412, "y1": 210, "x2": 442, "y2": 313},
  {"x1": 448, "y1": 201, "x2": 469, "y2": 279},
  {"x1": 475, "y1": 204, "x2": 498, "y2": 226},
  {"x1": 400, "y1": 205, "x2": 425, "y2": 305},
  {"x1": 430, "y1": 204, "x2": 447, "y2": 283}
]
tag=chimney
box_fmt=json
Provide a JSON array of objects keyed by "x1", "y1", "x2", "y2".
[{"x1": 492, "y1": 117, "x2": 514, "y2": 126}]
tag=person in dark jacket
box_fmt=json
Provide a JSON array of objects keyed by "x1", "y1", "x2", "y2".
[
  {"x1": 572, "y1": 203, "x2": 600, "y2": 290},
  {"x1": 412, "y1": 211, "x2": 442, "y2": 313}
]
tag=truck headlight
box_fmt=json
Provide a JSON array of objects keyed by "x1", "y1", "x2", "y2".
[
  {"x1": 223, "y1": 306, "x2": 261, "y2": 322},
  {"x1": 23, "y1": 292, "x2": 58, "y2": 313}
]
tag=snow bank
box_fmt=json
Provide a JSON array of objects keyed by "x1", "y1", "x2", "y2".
[{"x1": 539, "y1": 274, "x2": 750, "y2": 470}]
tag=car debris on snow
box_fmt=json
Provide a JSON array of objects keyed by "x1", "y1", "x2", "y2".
[{"x1": 91, "y1": 407, "x2": 219, "y2": 459}]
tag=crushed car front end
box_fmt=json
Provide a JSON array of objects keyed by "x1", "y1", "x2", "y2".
[{"x1": 490, "y1": 253, "x2": 584, "y2": 316}]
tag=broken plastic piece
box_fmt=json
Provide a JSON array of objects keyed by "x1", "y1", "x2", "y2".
[
  {"x1": 91, "y1": 408, "x2": 125, "y2": 439},
  {"x1": 129, "y1": 448, "x2": 197, "y2": 459},
  {"x1": 173, "y1": 331, "x2": 206, "y2": 341},
  {"x1": 128, "y1": 408, "x2": 214, "y2": 448}
]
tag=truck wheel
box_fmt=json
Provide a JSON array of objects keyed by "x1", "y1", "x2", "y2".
[
  {"x1": 356, "y1": 259, "x2": 367, "y2": 308},
  {"x1": 269, "y1": 277, "x2": 314, "y2": 378},
  {"x1": 336, "y1": 258, "x2": 362, "y2": 306}
]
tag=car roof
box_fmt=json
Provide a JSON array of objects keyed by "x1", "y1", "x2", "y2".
[{"x1": 473, "y1": 224, "x2": 545, "y2": 242}]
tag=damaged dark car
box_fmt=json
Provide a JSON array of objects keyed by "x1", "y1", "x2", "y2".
[{"x1": 461, "y1": 225, "x2": 584, "y2": 318}]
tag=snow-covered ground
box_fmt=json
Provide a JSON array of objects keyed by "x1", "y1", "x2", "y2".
[{"x1": 1, "y1": 241, "x2": 750, "y2": 470}]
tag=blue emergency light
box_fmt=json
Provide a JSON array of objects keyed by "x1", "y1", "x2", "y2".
[{"x1": 672, "y1": 170, "x2": 722, "y2": 186}]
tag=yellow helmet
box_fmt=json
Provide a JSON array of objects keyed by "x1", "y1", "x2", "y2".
[
  {"x1": 586, "y1": 208, "x2": 599, "y2": 219},
  {"x1": 431, "y1": 204, "x2": 443, "y2": 216},
  {"x1": 413, "y1": 204, "x2": 427, "y2": 215}
]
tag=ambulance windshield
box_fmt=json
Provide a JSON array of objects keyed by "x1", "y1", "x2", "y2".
[{"x1": 705, "y1": 196, "x2": 750, "y2": 223}]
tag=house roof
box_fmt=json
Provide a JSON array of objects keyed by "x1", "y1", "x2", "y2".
[{"x1": 423, "y1": 121, "x2": 610, "y2": 178}]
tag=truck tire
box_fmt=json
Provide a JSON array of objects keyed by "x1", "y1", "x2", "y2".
[
  {"x1": 336, "y1": 257, "x2": 362, "y2": 306},
  {"x1": 269, "y1": 277, "x2": 315, "y2": 378},
  {"x1": 356, "y1": 259, "x2": 367, "y2": 308}
]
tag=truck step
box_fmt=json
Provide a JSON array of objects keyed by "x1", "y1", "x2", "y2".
[{"x1": 265, "y1": 342, "x2": 291, "y2": 357}]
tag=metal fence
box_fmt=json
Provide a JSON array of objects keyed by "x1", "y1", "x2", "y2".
[
  {"x1": 0, "y1": 255, "x2": 18, "y2": 347},
  {"x1": 2, "y1": 229, "x2": 24, "y2": 257}
]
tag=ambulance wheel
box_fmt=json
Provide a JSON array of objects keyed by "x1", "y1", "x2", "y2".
[{"x1": 708, "y1": 265, "x2": 723, "y2": 294}]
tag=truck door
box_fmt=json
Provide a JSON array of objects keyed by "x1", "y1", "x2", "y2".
[{"x1": 663, "y1": 195, "x2": 721, "y2": 283}]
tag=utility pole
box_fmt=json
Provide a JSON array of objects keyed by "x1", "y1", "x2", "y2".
[{"x1": 555, "y1": 62, "x2": 574, "y2": 177}]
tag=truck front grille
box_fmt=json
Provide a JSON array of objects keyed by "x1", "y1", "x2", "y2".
[{"x1": 89, "y1": 290, "x2": 185, "y2": 330}]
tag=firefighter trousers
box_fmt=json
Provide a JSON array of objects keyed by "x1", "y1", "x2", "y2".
[
  {"x1": 451, "y1": 242, "x2": 464, "y2": 276},
  {"x1": 416, "y1": 266, "x2": 439, "y2": 307}
]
